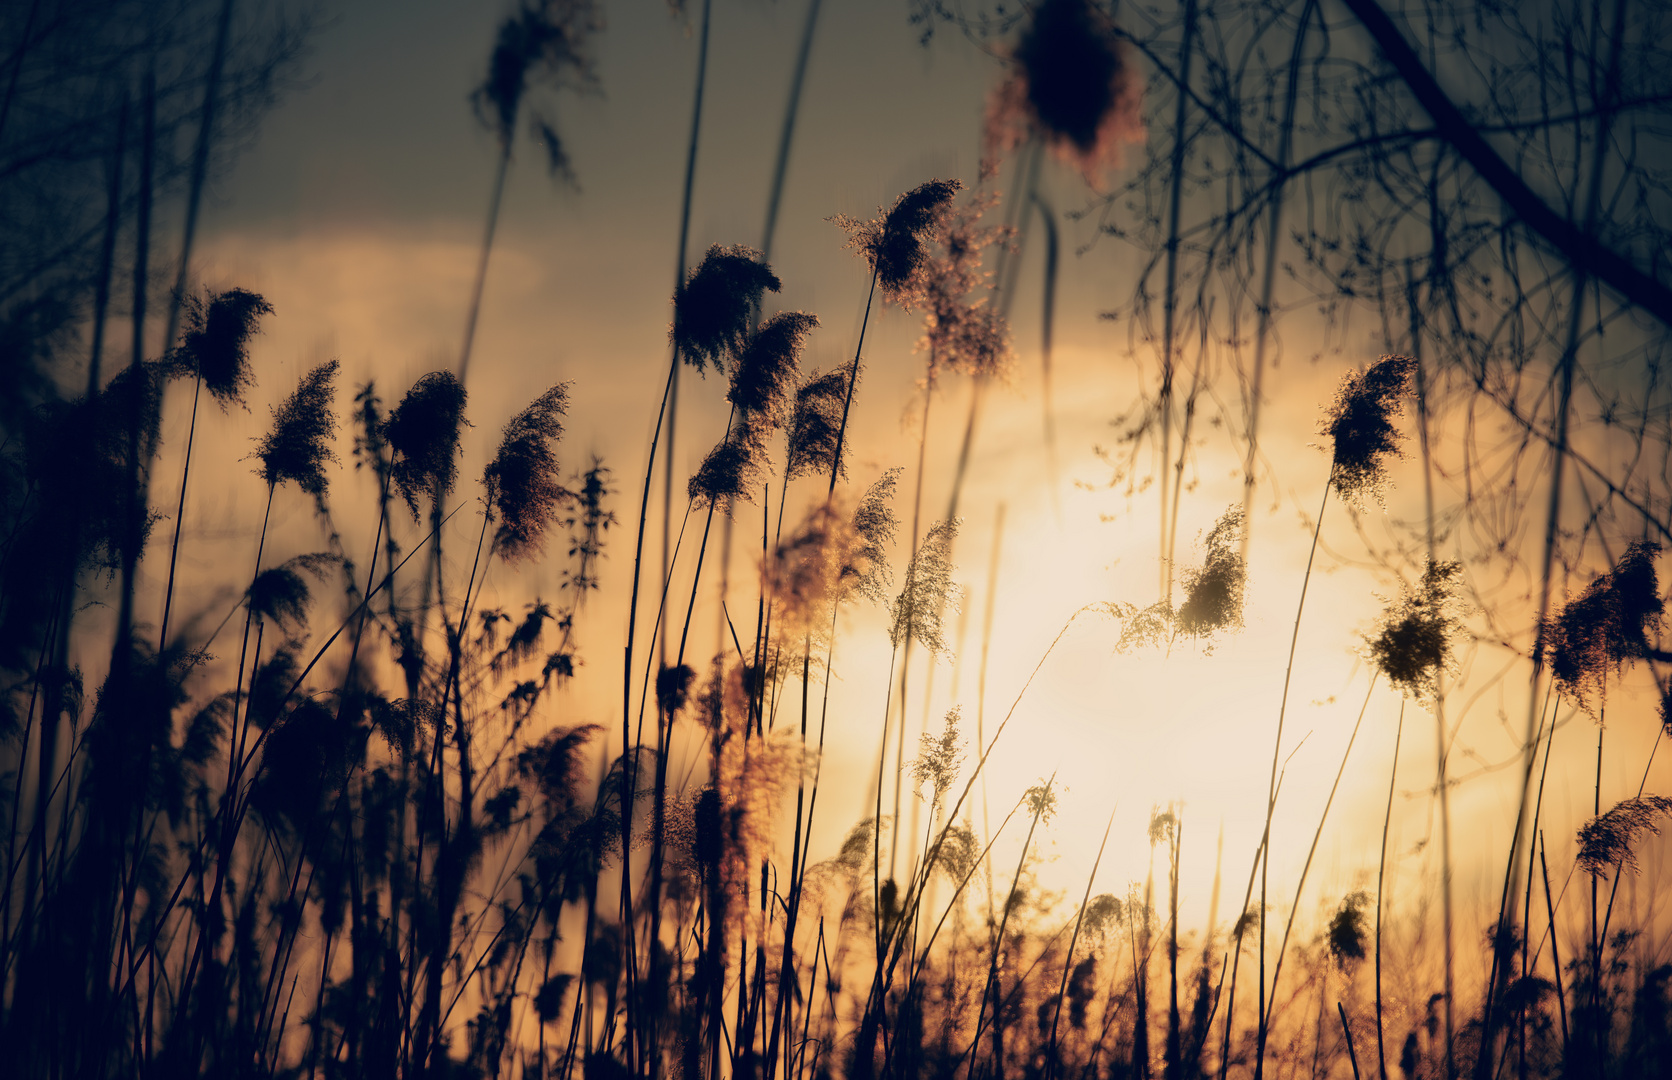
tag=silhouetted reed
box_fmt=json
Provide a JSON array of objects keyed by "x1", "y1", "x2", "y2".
[
  {"x1": 1576, "y1": 796, "x2": 1672, "y2": 876},
  {"x1": 983, "y1": 0, "x2": 1144, "y2": 182},
  {"x1": 785, "y1": 363, "x2": 857, "y2": 483},
  {"x1": 1542, "y1": 540, "x2": 1664, "y2": 716},
  {"x1": 484, "y1": 383, "x2": 571, "y2": 561},
  {"x1": 387, "y1": 370, "x2": 470, "y2": 519},
  {"x1": 673, "y1": 244, "x2": 782, "y2": 373},
  {"x1": 255, "y1": 358, "x2": 340, "y2": 503},
  {"x1": 728, "y1": 310, "x2": 819, "y2": 423},
  {"x1": 688, "y1": 413, "x2": 771, "y2": 514},
  {"x1": 835, "y1": 179, "x2": 962, "y2": 306},
  {"x1": 1321, "y1": 354, "x2": 1418, "y2": 507}
]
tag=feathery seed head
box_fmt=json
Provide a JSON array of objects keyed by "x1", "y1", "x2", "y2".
[
  {"x1": 841, "y1": 468, "x2": 901, "y2": 605},
  {"x1": 764, "y1": 498, "x2": 859, "y2": 641},
  {"x1": 386, "y1": 371, "x2": 469, "y2": 519},
  {"x1": 256, "y1": 359, "x2": 340, "y2": 502},
  {"x1": 474, "y1": 0, "x2": 601, "y2": 176},
  {"x1": 1543, "y1": 541, "x2": 1664, "y2": 714},
  {"x1": 484, "y1": 383, "x2": 571, "y2": 562},
  {"x1": 247, "y1": 553, "x2": 337, "y2": 634},
  {"x1": 689, "y1": 414, "x2": 771, "y2": 515},
  {"x1": 1576, "y1": 796, "x2": 1672, "y2": 875},
  {"x1": 672, "y1": 245, "x2": 781, "y2": 373},
  {"x1": 1327, "y1": 892, "x2": 1371, "y2": 968},
  {"x1": 1368, "y1": 558, "x2": 1464, "y2": 704},
  {"x1": 832, "y1": 179, "x2": 963, "y2": 306},
  {"x1": 889, "y1": 517, "x2": 962, "y2": 654},
  {"x1": 1176, "y1": 506, "x2": 1248, "y2": 639},
  {"x1": 910, "y1": 706, "x2": 965, "y2": 809},
  {"x1": 1024, "y1": 778, "x2": 1059, "y2": 823},
  {"x1": 917, "y1": 194, "x2": 1015, "y2": 382},
  {"x1": 657, "y1": 663, "x2": 696, "y2": 717},
  {"x1": 1321, "y1": 354, "x2": 1417, "y2": 505},
  {"x1": 983, "y1": 0, "x2": 1143, "y2": 182},
  {"x1": 171, "y1": 287, "x2": 272, "y2": 407},
  {"x1": 728, "y1": 311, "x2": 818, "y2": 425},
  {"x1": 786, "y1": 362, "x2": 856, "y2": 482}
]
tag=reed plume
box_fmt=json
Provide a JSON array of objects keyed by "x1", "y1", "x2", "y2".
[
  {"x1": 386, "y1": 370, "x2": 469, "y2": 518},
  {"x1": 889, "y1": 518, "x2": 960, "y2": 656},
  {"x1": 255, "y1": 358, "x2": 340, "y2": 502},
  {"x1": 833, "y1": 179, "x2": 963, "y2": 306},
  {"x1": 1321, "y1": 354, "x2": 1418, "y2": 505},
  {"x1": 1542, "y1": 541, "x2": 1664, "y2": 715},
  {"x1": 1576, "y1": 796, "x2": 1672, "y2": 876},
  {"x1": 688, "y1": 413, "x2": 771, "y2": 514},
  {"x1": 483, "y1": 383, "x2": 571, "y2": 561},
  {"x1": 1367, "y1": 558, "x2": 1464, "y2": 703},
  {"x1": 729, "y1": 310, "x2": 818, "y2": 423},
  {"x1": 673, "y1": 244, "x2": 781, "y2": 373},
  {"x1": 1175, "y1": 505, "x2": 1247, "y2": 640},
  {"x1": 785, "y1": 362, "x2": 856, "y2": 482},
  {"x1": 168, "y1": 287, "x2": 271, "y2": 406},
  {"x1": 982, "y1": 0, "x2": 1143, "y2": 182}
]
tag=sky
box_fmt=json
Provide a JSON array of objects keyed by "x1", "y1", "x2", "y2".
[{"x1": 156, "y1": 0, "x2": 1672, "y2": 965}]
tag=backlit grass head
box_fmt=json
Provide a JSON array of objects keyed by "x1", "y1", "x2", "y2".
[
  {"x1": 689, "y1": 414, "x2": 771, "y2": 515},
  {"x1": 1320, "y1": 354, "x2": 1417, "y2": 505},
  {"x1": 1175, "y1": 506, "x2": 1248, "y2": 640},
  {"x1": 785, "y1": 362, "x2": 855, "y2": 483},
  {"x1": 483, "y1": 382, "x2": 571, "y2": 562},
  {"x1": 729, "y1": 311, "x2": 818, "y2": 426},
  {"x1": 1368, "y1": 558, "x2": 1464, "y2": 704},
  {"x1": 256, "y1": 358, "x2": 340, "y2": 503},
  {"x1": 170, "y1": 287, "x2": 272, "y2": 408},
  {"x1": 983, "y1": 0, "x2": 1143, "y2": 182},
  {"x1": 833, "y1": 179, "x2": 963, "y2": 307},
  {"x1": 1542, "y1": 541, "x2": 1664, "y2": 715},
  {"x1": 473, "y1": 0, "x2": 601, "y2": 178},
  {"x1": 1577, "y1": 795, "x2": 1672, "y2": 875},
  {"x1": 385, "y1": 370, "x2": 468, "y2": 519},
  {"x1": 673, "y1": 245, "x2": 781, "y2": 374}
]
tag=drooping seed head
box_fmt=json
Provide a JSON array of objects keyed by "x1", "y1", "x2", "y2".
[
  {"x1": 785, "y1": 362, "x2": 856, "y2": 483},
  {"x1": 832, "y1": 179, "x2": 963, "y2": 307},
  {"x1": 688, "y1": 413, "x2": 772, "y2": 515},
  {"x1": 171, "y1": 287, "x2": 272, "y2": 408},
  {"x1": 983, "y1": 0, "x2": 1144, "y2": 182},
  {"x1": 386, "y1": 371, "x2": 469, "y2": 519},
  {"x1": 1175, "y1": 506, "x2": 1248, "y2": 639},
  {"x1": 473, "y1": 0, "x2": 601, "y2": 178},
  {"x1": 1576, "y1": 796, "x2": 1672, "y2": 875},
  {"x1": 728, "y1": 311, "x2": 818, "y2": 425},
  {"x1": 1368, "y1": 558, "x2": 1464, "y2": 704},
  {"x1": 672, "y1": 245, "x2": 781, "y2": 373},
  {"x1": 256, "y1": 359, "x2": 340, "y2": 502},
  {"x1": 1320, "y1": 354, "x2": 1418, "y2": 505},
  {"x1": 1542, "y1": 541, "x2": 1664, "y2": 714},
  {"x1": 483, "y1": 383, "x2": 571, "y2": 562}
]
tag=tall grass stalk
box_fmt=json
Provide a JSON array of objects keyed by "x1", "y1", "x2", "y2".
[
  {"x1": 1253, "y1": 473, "x2": 1331, "y2": 1079},
  {"x1": 1374, "y1": 698, "x2": 1404, "y2": 1080}
]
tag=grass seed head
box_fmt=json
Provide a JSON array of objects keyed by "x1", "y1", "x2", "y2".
[
  {"x1": 386, "y1": 370, "x2": 468, "y2": 519},
  {"x1": 983, "y1": 0, "x2": 1143, "y2": 182},
  {"x1": 785, "y1": 362, "x2": 855, "y2": 482},
  {"x1": 689, "y1": 413, "x2": 771, "y2": 514},
  {"x1": 1327, "y1": 891, "x2": 1371, "y2": 968},
  {"x1": 833, "y1": 179, "x2": 963, "y2": 307},
  {"x1": 1576, "y1": 796, "x2": 1672, "y2": 875},
  {"x1": 889, "y1": 517, "x2": 961, "y2": 654},
  {"x1": 1368, "y1": 558, "x2": 1464, "y2": 704},
  {"x1": 1543, "y1": 541, "x2": 1665, "y2": 714},
  {"x1": 256, "y1": 358, "x2": 340, "y2": 502},
  {"x1": 1175, "y1": 505, "x2": 1248, "y2": 640},
  {"x1": 728, "y1": 311, "x2": 818, "y2": 425},
  {"x1": 672, "y1": 245, "x2": 781, "y2": 374},
  {"x1": 484, "y1": 383, "x2": 571, "y2": 562},
  {"x1": 473, "y1": 0, "x2": 600, "y2": 177},
  {"x1": 170, "y1": 287, "x2": 272, "y2": 408},
  {"x1": 1321, "y1": 354, "x2": 1417, "y2": 505}
]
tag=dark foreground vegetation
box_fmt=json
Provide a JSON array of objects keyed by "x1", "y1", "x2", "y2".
[{"x1": 4, "y1": 1, "x2": 1672, "y2": 1078}]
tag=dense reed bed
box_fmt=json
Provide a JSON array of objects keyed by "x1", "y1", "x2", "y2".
[{"x1": 5, "y1": 1, "x2": 1672, "y2": 1079}]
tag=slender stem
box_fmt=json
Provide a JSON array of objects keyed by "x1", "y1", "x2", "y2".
[
  {"x1": 1254, "y1": 472, "x2": 1331, "y2": 1079},
  {"x1": 158, "y1": 371, "x2": 204, "y2": 647},
  {"x1": 1375, "y1": 698, "x2": 1404, "y2": 1080}
]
